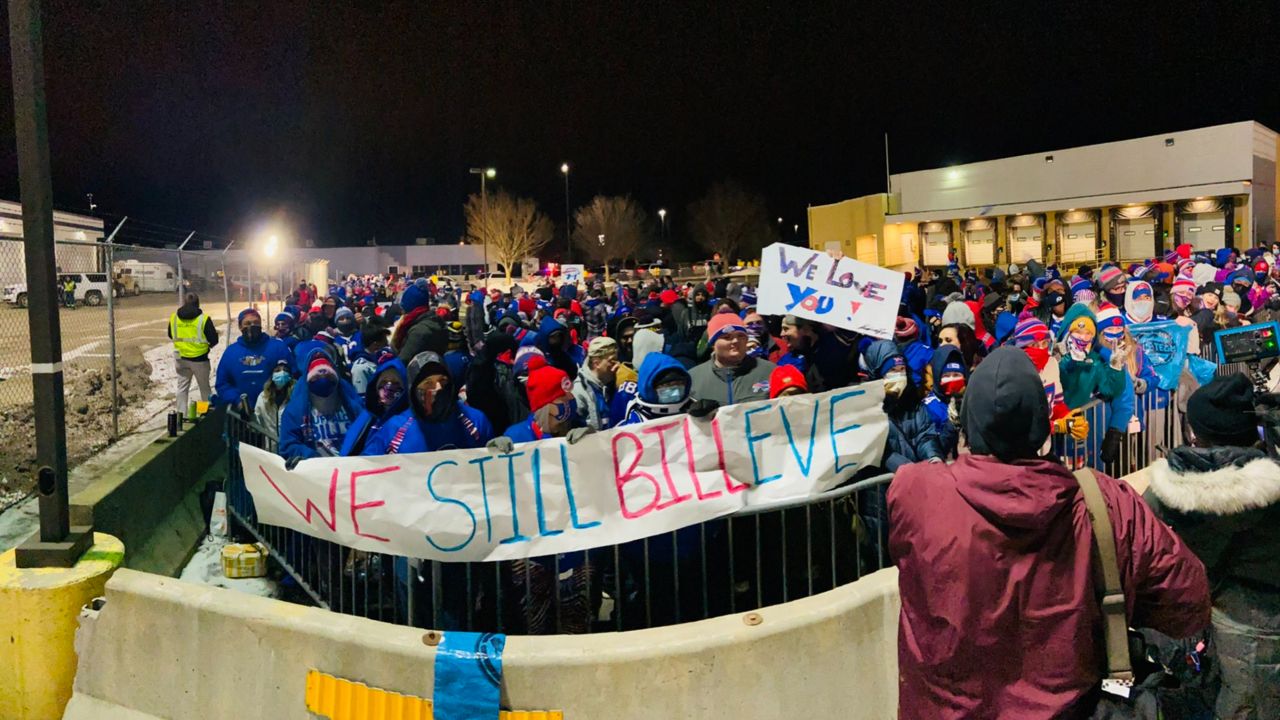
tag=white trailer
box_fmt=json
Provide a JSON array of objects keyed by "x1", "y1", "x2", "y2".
[{"x1": 113, "y1": 259, "x2": 178, "y2": 292}]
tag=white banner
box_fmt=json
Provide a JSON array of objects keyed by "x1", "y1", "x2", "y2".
[
  {"x1": 241, "y1": 384, "x2": 888, "y2": 562},
  {"x1": 756, "y1": 243, "x2": 905, "y2": 339},
  {"x1": 561, "y1": 264, "x2": 585, "y2": 284}
]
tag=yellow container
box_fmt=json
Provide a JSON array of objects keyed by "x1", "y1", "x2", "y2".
[
  {"x1": 221, "y1": 543, "x2": 268, "y2": 579},
  {"x1": 195, "y1": 400, "x2": 210, "y2": 416}
]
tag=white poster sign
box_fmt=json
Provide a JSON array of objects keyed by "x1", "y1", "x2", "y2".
[
  {"x1": 560, "y1": 264, "x2": 585, "y2": 284},
  {"x1": 241, "y1": 384, "x2": 887, "y2": 562},
  {"x1": 756, "y1": 243, "x2": 905, "y2": 339}
]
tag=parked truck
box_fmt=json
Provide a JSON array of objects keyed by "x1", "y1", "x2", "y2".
[{"x1": 112, "y1": 259, "x2": 178, "y2": 293}]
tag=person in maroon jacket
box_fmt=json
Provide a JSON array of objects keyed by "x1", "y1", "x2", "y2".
[{"x1": 888, "y1": 346, "x2": 1210, "y2": 720}]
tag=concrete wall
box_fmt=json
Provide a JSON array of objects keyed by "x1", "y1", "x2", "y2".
[
  {"x1": 69, "y1": 406, "x2": 226, "y2": 576},
  {"x1": 893, "y1": 121, "x2": 1262, "y2": 215},
  {"x1": 65, "y1": 567, "x2": 902, "y2": 720}
]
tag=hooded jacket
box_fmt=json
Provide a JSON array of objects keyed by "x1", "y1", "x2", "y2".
[
  {"x1": 1055, "y1": 303, "x2": 1127, "y2": 410},
  {"x1": 890, "y1": 454, "x2": 1211, "y2": 720},
  {"x1": 361, "y1": 352, "x2": 493, "y2": 455},
  {"x1": 571, "y1": 359, "x2": 614, "y2": 431},
  {"x1": 535, "y1": 316, "x2": 585, "y2": 379},
  {"x1": 922, "y1": 345, "x2": 966, "y2": 458},
  {"x1": 214, "y1": 333, "x2": 294, "y2": 410},
  {"x1": 168, "y1": 301, "x2": 220, "y2": 361},
  {"x1": 619, "y1": 353, "x2": 692, "y2": 426},
  {"x1": 864, "y1": 339, "x2": 943, "y2": 470},
  {"x1": 1145, "y1": 446, "x2": 1280, "y2": 720},
  {"x1": 278, "y1": 351, "x2": 363, "y2": 459},
  {"x1": 339, "y1": 357, "x2": 409, "y2": 456}
]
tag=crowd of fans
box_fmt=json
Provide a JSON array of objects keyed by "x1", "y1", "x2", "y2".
[{"x1": 201, "y1": 242, "x2": 1280, "y2": 718}]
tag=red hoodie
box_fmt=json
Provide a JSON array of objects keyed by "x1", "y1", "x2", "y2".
[{"x1": 889, "y1": 455, "x2": 1209, "y2": 720}]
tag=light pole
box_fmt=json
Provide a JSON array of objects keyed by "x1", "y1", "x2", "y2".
[
  {"x1": 561, "y1": 163, "x2": 571, "y2": 262},
  {"x1": 658, "y1": 208, "x2": 667, "y2": 240},
  {"x1": 469, "y1": 167, "x2": 497, "y2": 280},
  {"x1": 262, "y1": 234, "x2": 279, "y2": 319}
]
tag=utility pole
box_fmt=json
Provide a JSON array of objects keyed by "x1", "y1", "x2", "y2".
[
  {"x1": 10, "y1": 0, "x2": 93, "y2": 566},
  {"x1": 176, "y1": 231, "x2": 194, "y2": 305}
]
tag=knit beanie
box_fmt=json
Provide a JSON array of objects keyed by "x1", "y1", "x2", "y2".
[
  {"x1": 659, "y1": 289, "x2": 679, "y2": 306},
  {"x1": 1186, "y1": 374, "x2": 1258, "y2": 446},
  {"x1": 1069, "y1": 275, "x2": 1091, "y2": 296},
  {"x1": 1097, "y1": 266, "x2": 1126, "y2": 292},
  {"x1": 306, "y1": 354, "x2": 335, "y2": 380},
  {"x1": 237, "y1": 307, "x2": 261, "y2": 325},
  {"x1": 586, "y1": 336, "x2": 618, "y2": 358},
  {"x1": 1013, "y1": 318, "x2": 1049, "y2": 348},
  {"x1": 1172, "y1": 276, "x2": 1197, "y2": 296},
  {"x1": 525, "y1": 360, "x2": 573, "y2": 413},
  {"x1": 769, "y1": 364, "x2": 809, "y2": 399},
  {"x1": 335, "y1": 307, "x2": 355, "y2": 322},
  {"x1": 894, "y1": 316, "x2": 919, "y2": 343},
  {"x1": 707, "y1": 313, "x2": 747, "y2": 344},
  {"x1": 1095, "y1": 303, "x2": 1125, "y2": 332},
  {"x1": 400, "y1": 283, "x2": 430, "y2": 314},
  {"x1": 941, "y1": 301, "x2": 976, "y2": 329}
]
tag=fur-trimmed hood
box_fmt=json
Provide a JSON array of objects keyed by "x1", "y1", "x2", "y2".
[{"x1": 1148, "y1": 446, "x2": 1280, "y2": 516}]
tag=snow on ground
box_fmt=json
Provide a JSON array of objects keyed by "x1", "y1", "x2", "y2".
[{"x1": 178, "y1": 534, "x2": 279, "y2": 598}]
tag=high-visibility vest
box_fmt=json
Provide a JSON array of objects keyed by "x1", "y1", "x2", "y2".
[{"x1": 170, "y1": 312, "x2": 210, "y2": 358}]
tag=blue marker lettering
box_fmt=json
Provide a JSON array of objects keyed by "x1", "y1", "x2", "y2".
[
  {"x1": 498, "y1": 452, "x2": 530, "y2": 545},
  {"x1": 531, "y1": 448, "x2": 563, "y2": 538},
  {"x1": 745, "y1": 405, "x2": 782, "y2": 485},
  {"x1": 560, "y1": 444, "x2": 601, "y2": 530},
  {"x1": 829, "y1": 390, "x2": 866, "y2": 474},
  {"x1": 424, "y1": 460, "x2": 477, "y2": 553},
  {"x1": 467, "y1": 455, "x2": 496, "y2": 542},
  {"x1": 780, "y1": 400, "x2": 820, "y2": 477}
]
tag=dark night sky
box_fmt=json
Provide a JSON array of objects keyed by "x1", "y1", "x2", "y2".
[{"x1": 1, "y1": 1, "x2": 1278, "y2": 253}]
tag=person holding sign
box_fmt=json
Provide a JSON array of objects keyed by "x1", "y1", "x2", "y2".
[
  {"x1": 361, "y1": 351, "x2": 493, "y2": 455},
  {"x1": 689, "y1": 314, "x2": 776, "y2": 405}
]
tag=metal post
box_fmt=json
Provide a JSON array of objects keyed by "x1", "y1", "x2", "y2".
[
  {"x1": 563, "y1": 169, "x2": 571, "y2": 262},
  {"x1": 221, "y1": 239, "x2": 236, "y2": 336},
  {"x1": 481, "y1": 173, "x2": 489, "y2": 278},
  {"x1": 176, "y1": 231, "x2": 194, "y2": 305},
  {"x1": 106, "y1": 242, "x2": 118, "y2": 439},
  {"x1": 10, "y1": 0, "x2": 92, "y2": 566}
]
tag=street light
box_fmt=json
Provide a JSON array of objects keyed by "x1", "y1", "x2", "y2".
[
  {"x1": 469, "y1": 167, "x2": 497, "y2": 279},
  {"x1": 658, "y1": 208, "x2": 667, "y2": 240},
  {"x1": 561, "y1": 162, "x2": 571, "y2": 262}
]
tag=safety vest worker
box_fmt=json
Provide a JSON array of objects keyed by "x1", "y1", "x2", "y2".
[{"x1": 170, "y1": 311, "x2": 211, "y2": 359}]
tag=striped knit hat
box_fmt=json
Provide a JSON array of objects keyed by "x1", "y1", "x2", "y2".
[
  {"x1": 1069, "y1": 275, "x2": 1092, "y2": 297},
  {"x1": 1013, "y1": 318, "x2": 1050, "y2": 347},
  {"x1": 1095, "y1": 303, "x2": 1125, "y2": 332},
  {"x1": 1096, "y1": 265, "x2": 1126, "y2": 292},
  {"x1": 1172, "y1": 276, "x2": 1196, "y2": 296}
]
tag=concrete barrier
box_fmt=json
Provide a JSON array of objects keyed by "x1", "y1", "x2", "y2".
[{"x1": 65, "y1": 566, "x2": 901, "y2": 719}]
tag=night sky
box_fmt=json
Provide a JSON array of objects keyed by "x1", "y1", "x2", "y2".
[{"x1": 1, "y1": 1, "x2": 1278, "y2": 254}]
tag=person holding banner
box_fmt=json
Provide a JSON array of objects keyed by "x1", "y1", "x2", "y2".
[
  {"x1": 361, "y1": 351, "x2": 493, "y2": 455},
  {"x1": 689, "y1": 314, "x2": 776, "y2": 406},
  {"x1": 279, "y1": 351, "x2": 362, "y2": 461},
  {"x1": 339, "y1": 356, "x2": 409, "y2": 456},
  {"x1": 861, "y1": 340, "x2": 942, "y2": 472}
]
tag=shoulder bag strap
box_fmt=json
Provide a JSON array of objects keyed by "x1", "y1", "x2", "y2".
[{"x1": 1074, "y1": 468, "x2": 1133, "y2": 680}]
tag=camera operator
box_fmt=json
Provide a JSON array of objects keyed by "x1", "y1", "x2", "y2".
[{"x1": 1144, "y1": 373, "x2": 1280, "y2": 719}]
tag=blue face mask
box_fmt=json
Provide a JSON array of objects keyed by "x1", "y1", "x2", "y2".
[
  {"x1": 271, "y1": 370, "x2": 291, "y2": 388},
  {"x1": 656, "y1": 384, "x2": 685, "y2": 404},
  {"x1": 308, "y1": 376, "x2": 336, "y2": 398},
  {"x1": 551, "y1": 399, "x2": 576, "y2": 422}
]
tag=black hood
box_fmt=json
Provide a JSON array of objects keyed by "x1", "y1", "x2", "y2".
[
  {"x1": 961, "y1": 346, "x2": 1050, "y2": 461},
  {"x1": 407, "y1": 351, "x2": 457, "y2": 422},
  {"x1": 177, "y1": 302, "x2": 202, "y2": 320}
]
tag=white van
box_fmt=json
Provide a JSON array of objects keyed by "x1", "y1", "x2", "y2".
[{"x1": 113, "y1": 260, "x2": 178, "y2": 293}]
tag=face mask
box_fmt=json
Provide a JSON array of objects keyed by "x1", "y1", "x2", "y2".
[
  {"x1": 241, "y1": 325, "x2": 262, "y2": 343},
  {"x1": 940, "y1": 378, "x2": 965, "y2": 397},
  {"x1": 745, "y1": 321, "x2": 766, "y2": 341},
  {"x1": 1173, "y1": 292, "x2": 1193, "y2": 309},
  {"x1": 1066, "y1": 333, "x2": 1091, "y2": 361},
  {"x1": 271, "y1": 370, "x2": 291, "y2": 388},
  {"x1": 883, "y1": 372, "x2": 908, "y2": 397},
  {"x1": 308, "y1": 376, "x2": 336, "y2": 398},
  {"x1": 378, "y1": 382, "x2": 403, "y2": 408},
  {"x1": 1129, "y1": 299, "x2": 1153, "y2": 323},
  {"x1": 337, "y1": 321, "x2": 355, "y2": 335},
  {"x1": 551, "y1": 399, "x2": 576, "y2": 423},
  {"x1": 656, "y1": 384, "x2": 685, "y2": 404},
  {"x1": 1024, "y1": 345, "x2": 1050, "y2": 371}
]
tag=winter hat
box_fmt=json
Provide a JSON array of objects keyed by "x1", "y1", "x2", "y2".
[
  {"x1": 1223, "y1": 288, "x2": 1242, "y2": 309},
  {"x1": 1186, "y1": 374, "x2": 1258, "y2": 446},
  {"x1": 1191, "y1": 262, "x2": 1216, "y2": 288},
  {"x1": 1007, "y1": 263, "x2": 1022, "y2": 277},
  {"x1": 586, "y1": 336, "x2": 618, "y2": 358},
  {"x1": 739, "y1": 288, "x2": 758, "y2": 308},
  {"x1": 517, "y1": 295, "x2": 537, "y2": 317},
  {"x1": 306, "y1": 354, "x2": 335, "y2": 380},
  {"x1": 512, "y1": 348, "x2": 545, "y2": 379},
  {"x1": 1197, "y1": 281, "x2": 1223, "y2": 298},
  {"x1": 993, "y1": 311, "x2": 1017, "y2": 344},
  {"x1": 1097, "y1": 266, "x2": 1126, "y2": 292},
  {"x1": 1069, "y1": 275, "x2": 1091, "y2": 297},
  {"x1": 1013, "y1": 318, "x2": 1050, "y2": 347},
  {"x1": 274, "y1": 311, "x2": 294, "y2": 327},
  {"x1": 335, "y1": 307, "x2": 355, "y2": 323},
  {"x1": 400, "y1": 283, "x2": 430, "y2": 314},
  {"x1": 659, "y1": 289, "x2": 679, "y2": 306},
  {"x1": 941, "y1": 301, "x2": 976, "y2": 329},
  {"x1": 1094, "y1": 303, "x2": 1125, "y2": 334},
  {"x1": 707, "y1": 313, "x2": 748, "y2": 344},
  {"x1": 525, "y1": 360, "x2": 573, "y2": 413},
  {"x1": 961, "y1": 347, "x2": 1050, "y2": 461},
  {"x1": 237, "y1": 308, "x2": 262, "y2": 325},
  {"x1": 1172, "y1": 276, "x2": 1196, "y2": 296},
  {"x1": 894, "y1": 316, "x2": 920, "y2": 343},
  {"x1": 768, "y1": 364, "x2": 808, "y2": 399}
]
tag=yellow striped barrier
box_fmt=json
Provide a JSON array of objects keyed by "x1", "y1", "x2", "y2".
[{"x1": 305, "y1": 670, "x2": 562, "y2": 720}]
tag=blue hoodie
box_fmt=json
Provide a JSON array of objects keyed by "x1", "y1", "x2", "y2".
[
  {"x1": 278, "y1": 351, "x2": 363, "y2": 459},
  {"x1": 863, "y1": 339, "x2": 943, "y2": 471},
  {"x1": 339, "y1": 357, "x2": 409, "y2": 456},
  {"x1": 922, "y1": 345, "x2": 967, "y2": 458},
  {"x1": 214, "y1": 334, "x2": 294, "y2": 409},
  {"x1": 361, "y1": 353, "x2": 493, "y2": 455},
  {"x1": 535, "y1": 316, "x2": 585, "y2": 378},
  {"x1": 619, "y1": 353, "x2": 691, "y2": 426}
]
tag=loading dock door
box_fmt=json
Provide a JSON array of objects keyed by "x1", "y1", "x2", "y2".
[
  {"x1": 855, "y1": 234, "x2": 878, "y2": 266},
  {"x1": 1116, "y1": 217, "x2": 1157, "y2": 261},
  {"x1": 1180, "y1": 212, "x2": 1226, "y2": 252},
  {"x1": 963, "y1": 227, "x2": 995, "y2": 266},
  {"x1": 1010, "y1": 224, "x2": 1043, "y2": 263},
  {"x1": 1059, "y1": 221, "x2": 1097, "y2": 264},
  {"x1": 922, "y1": 230, "x2": 950, "y2": 266}
]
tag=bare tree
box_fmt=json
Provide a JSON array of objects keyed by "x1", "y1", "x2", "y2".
[
  {"x1": 572, "y1": 195, "x2": 649, "y2": 281},
  {"x1": 464, "y1": 191, "x2": 554, "y2": 282},
  {"x1": 687, "y1": 180, "x2": 778, "y2": 265}
]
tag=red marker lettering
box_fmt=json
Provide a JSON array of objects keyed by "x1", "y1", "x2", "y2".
[
  {"x1": 612, "y1": 431, "x2": 662, "y2": 519},
  {"x1": 710, "y1": 418, "x2": 750, "y2": 494},
  {"x1": 682, "y1": 416, "x2": 722, "y2": 501},
  {"x1": 261, "y1": 465, "x2": 337, "y2": 531},
  {"x1": 349, "y1": 466, "x2": 398, "y2": 542},
  {"x1": 643, "y1": 420, "x2": 693, "y2": 510}
]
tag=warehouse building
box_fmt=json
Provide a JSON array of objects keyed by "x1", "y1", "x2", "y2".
[{"x1": 809, "y1": 120, "x2": 1278, "y2": 270}]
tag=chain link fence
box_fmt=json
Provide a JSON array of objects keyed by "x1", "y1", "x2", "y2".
[{"x1": 0, "y1": 228, "x2": 236, "y2": 507}]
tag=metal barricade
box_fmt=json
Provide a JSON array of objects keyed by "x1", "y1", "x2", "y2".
[{"x1": 223, "y1": 409, "x2": 895, "y2": 634}]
